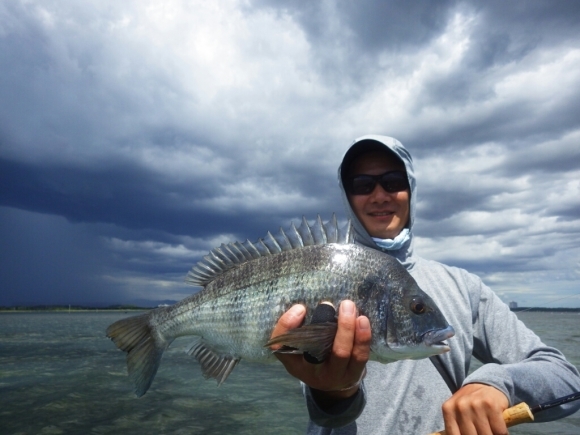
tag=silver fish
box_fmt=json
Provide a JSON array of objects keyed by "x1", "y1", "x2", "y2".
[{"x1": 107, "y1": 215, "x2": 454, "y2": 397}]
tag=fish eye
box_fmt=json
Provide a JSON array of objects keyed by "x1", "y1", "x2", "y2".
[{"x1": 410, "y1": 298, "x2": 426, "y2": 315}]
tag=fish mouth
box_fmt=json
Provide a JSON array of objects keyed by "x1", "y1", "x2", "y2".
[{"x1": 422, "y1": 325, "x2": 455, "y2": 348}]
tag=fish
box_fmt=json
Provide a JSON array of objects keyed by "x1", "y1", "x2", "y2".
[{"x1": 106, "y1": 215, "x2": 455, "y2": 397}]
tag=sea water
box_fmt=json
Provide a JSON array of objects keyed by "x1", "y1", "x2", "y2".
[{"x1": 0, "y1": 311, "x2": 578, "y2": 434}]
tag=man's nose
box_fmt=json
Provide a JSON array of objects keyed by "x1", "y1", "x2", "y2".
[{"x1": 368, "y1": 183, "x2": 393, "y2": 201}]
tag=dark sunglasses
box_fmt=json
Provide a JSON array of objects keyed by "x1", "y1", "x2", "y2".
[{"x1": 345, "y1": 171, "x2": 409, "y2": 195}]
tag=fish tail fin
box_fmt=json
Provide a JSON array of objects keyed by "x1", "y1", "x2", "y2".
[{"x1": 106, "y1": 313, "x2": 167, "y2": 397}]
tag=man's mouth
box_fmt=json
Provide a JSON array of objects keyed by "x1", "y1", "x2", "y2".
[{"x1": 368, "y1": 211, "x2": 394, "y2": 217}]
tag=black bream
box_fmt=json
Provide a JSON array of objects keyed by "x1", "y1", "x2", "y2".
[{"x1": 107, "y1": 215, "x2": 454, "y2": 397}]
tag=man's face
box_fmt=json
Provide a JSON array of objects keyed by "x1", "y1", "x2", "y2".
[{"x1": 346, "y1": 151, "x2": 410, "y2": 239}]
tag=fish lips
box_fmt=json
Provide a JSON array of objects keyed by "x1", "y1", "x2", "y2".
[{"x1": 422, "y1": 325, "x2": 455, "y2": 350}]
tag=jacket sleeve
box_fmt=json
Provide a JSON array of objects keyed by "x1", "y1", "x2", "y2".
[
  {"x1": 303, "y1": 382, "x2": 367, "y2": 429},
  {"x1": 463, "y1": 280, "x2": 580, "y2": 421}
]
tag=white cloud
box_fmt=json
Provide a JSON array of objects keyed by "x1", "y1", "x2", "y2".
[{"x1": 106, "y1": 238, "x2": 196, "y2": 258}]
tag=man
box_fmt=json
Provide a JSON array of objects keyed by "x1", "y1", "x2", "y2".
[{"x1": 270, "y1": 135, "x2": 580, "y2": 434}]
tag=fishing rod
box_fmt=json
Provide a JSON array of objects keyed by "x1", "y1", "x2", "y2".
[
  {"x1": 429, "y1": 391, "x2": 580, "y2": 435},
  {"x1": 514, "y1": 292, "x2": 580, "y2": 313}
]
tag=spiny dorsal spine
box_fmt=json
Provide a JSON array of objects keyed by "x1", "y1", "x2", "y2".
[{"x1": 186, "y1": 214, "x2": 353, "y2": 287}]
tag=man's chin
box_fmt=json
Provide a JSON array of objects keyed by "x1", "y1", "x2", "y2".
[
  {"x1": 369, "y1": 229, "x2": 399, "y2": 239},
  {"x1": 367, "y1": 220, "x2": 406, "y2": 239}
]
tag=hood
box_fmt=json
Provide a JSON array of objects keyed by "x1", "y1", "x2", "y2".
[{"x1": 338, "y1": 134, "x2": 417, "y2": 269}]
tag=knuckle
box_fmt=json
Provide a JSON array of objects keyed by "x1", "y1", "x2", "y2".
[
  {"x1": 332, "y1": 346, "x2": 352, "y2": 360},
  {"x1": 455, "y1": 399, "x2": 473, "y2": 413},
  {"x1": 351, "y1": 350, "x2": 370, "y2": 364},
  {"x1": 356, "y1": 333, "x2": 372, "y2": 346},
  {"x1": 441, "y1": 401, "x2": 454, "y2": 415}
]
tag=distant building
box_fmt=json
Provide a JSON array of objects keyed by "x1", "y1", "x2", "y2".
[{"x1": 509, "y1": 301, "x2": 518, "y2": 309}]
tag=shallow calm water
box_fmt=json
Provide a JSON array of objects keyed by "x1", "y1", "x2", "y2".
[{"x1": 0, "y1": 311, "x2": 578, "y2": 434}]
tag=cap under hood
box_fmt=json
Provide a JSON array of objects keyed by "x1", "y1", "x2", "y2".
[{"x1": 338, "y1": 135, "x2": 417, "y2": 268}]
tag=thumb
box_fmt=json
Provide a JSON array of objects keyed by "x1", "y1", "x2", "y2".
[{"x1": 269, "y1": 304, "x2": 306, "y2": 350}]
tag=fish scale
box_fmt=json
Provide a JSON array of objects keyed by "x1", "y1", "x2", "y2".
[
  {"x1": 107, "y1": 215, "x2": 455, "y2": 397},
  {"x1": 171, "y1": 245, "x2": 357, "y2": 359}
]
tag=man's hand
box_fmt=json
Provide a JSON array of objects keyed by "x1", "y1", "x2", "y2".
[
  {"x1": 442, "y1": 383, "x2": 510, "y2": 435},
  {"x1": 270, "y1": 300, "x2": 371, "y2": 401}
]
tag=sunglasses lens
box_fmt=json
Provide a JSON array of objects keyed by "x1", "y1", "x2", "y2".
[
  {"x1": 349, "y1": 176, "x2": 376, "y2": 195},
  {"x1": 379, "y1": 173, "x2": 408, "y2": 192}
]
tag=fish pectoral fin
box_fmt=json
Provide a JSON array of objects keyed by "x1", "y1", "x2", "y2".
[
  {"x1": 265, "y1": 322, "x2": 338, "y2": 362},
  {"x1": 185, "y1": 339, "x2": 240, "y2": 386}
]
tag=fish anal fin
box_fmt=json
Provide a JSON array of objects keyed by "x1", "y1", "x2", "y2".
[
  {"x1": 265, "y1": 322, "x2": 338, "y2": 362},
  {"x1": 186, "y1": 339, "x2": 240, "y2": 386}
]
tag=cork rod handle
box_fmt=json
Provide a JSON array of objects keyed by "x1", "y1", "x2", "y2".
[{"x1": 428, "y1": 402, "x2": 535, "y2": 435}]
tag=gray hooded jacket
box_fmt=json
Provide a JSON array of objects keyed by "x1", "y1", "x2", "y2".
[{"x1": 304, "y1": 135, "x2": 580, "y2": 434}]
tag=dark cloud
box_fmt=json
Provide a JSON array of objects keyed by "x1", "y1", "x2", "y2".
[
  {"x1": 498, "y1": 141, "x2": 580, "y2": 175},
  {"x1": 246, "y1": 0, "x2": 456, "y2": 99},
  {"x1": 251, "y1": 0, "x2": 456, "y2": 52},
  {"x1": 0, "y1": 207, "x2": 114, "y2": 306},
  {"x1": 435, "y1": 251, "x2": 547, "y2": 277},
  {"x1": 555, "y1": 205, "x2": 580, "y2": 221},
  {"x1": 337, "y1": 0, "x2": 455, "y2": 52},
  {"x1": 0, "y1": 155, "x2": 339, "y2": 240},
  {"x1": 472, "y1": 1, "x2": 580, "y2": 47},
  {"x1": 0, "y1": 157, "x2": 218, "y2": 235},
  {"x1": 416, "y1": 190, "x2": 486, "y2": 223}
]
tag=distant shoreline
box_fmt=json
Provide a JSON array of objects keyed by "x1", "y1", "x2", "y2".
[
  {"x1": 510, "y1": 307, "x2": 580, "y2": 313},
  {"x1": 0, "y1": 305, "x2": 153, "y2": 313},
  {"x1": 1, "y1": 305, "x2": 579, "y2": 313}
]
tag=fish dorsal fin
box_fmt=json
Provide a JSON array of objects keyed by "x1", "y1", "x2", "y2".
[
  {"x1": 186, "y1": 214, "x2": 353, "y2": 287},
  {"x1": 185, "y1": 338, "x2": 240, "y2": 386}
]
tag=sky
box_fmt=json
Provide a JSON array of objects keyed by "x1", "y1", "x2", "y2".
[{"x1": 1, "y1": 0, "x2": 579, "y2": 308}]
